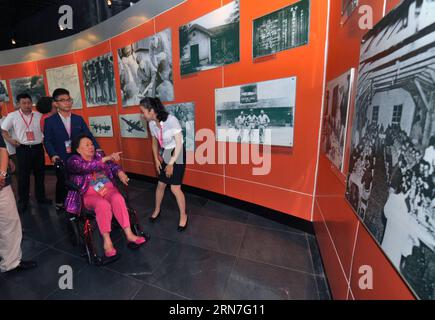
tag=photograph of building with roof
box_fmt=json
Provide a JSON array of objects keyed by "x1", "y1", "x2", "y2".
[{"x1": 179, "y1": 0, "x2": 240, "y2": 75}]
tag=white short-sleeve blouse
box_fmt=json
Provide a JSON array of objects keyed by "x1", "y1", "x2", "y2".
[{"x1": 149, "y1": 114, "x2": 183, "y2": 150}]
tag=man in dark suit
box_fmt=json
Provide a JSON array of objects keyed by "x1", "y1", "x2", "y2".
[{"x1": 43, "y1": 88, "x2": 100, "y2": 209}]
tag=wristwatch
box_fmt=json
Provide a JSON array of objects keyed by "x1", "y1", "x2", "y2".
[{"x1": 0, "y1": 171, "x2": 7, "y2": 178}]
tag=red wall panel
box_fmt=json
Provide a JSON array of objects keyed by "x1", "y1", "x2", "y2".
[{"x1": 315, "y1": 0, "x2": 415, "y2": 299}]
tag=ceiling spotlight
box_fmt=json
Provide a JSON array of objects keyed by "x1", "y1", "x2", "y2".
[
  {"x1": 130, "y1": 2, "x2": 134, "y2": 6},
  {"x1": 11, "y1": 38, "x2": 16, "y2": 45},
  {"x1": 107, "y1": 0, "x2": 112, "y2": 7},
  {"x1": 59, "y1": 24, "x2": 65, "y2": 31}
]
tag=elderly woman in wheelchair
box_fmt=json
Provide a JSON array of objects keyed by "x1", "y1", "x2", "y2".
[{"x1": 64, "y1": 133, "x2": 146, "y2": 258}]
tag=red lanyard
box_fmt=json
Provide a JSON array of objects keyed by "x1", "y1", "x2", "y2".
[
  {"x1": 19, "y1": 110, "x2": 34, "y2": 131},
  {"x1": 158, "y1": 123, "x2": 163, "y2": 147}
]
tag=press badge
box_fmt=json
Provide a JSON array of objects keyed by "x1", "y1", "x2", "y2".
[
  {"x1": 65, "y1": 140, "x2": 72, "y2": 154},
  {"x1": 26, "y1": 131, "x2": 35, "y2": 142},
  {"x1": 93, "y1": 181, "x2": 108, "y2": 197}
]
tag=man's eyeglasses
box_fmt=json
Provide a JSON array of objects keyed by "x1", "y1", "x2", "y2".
[{"x1": 56, "y1": 98, "x2": 73, "y2": 103}]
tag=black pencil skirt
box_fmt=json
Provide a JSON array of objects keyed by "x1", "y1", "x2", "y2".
[{"x1": 157, "y1": 145, "x2": 186, "y2": 186}]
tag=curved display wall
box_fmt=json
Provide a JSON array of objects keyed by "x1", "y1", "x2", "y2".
[{"x1": 0, "y1": 0, "x2": 329, "y2": 221}]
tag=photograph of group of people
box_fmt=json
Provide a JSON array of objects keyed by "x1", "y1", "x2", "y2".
[
  {"x1": 216, "y1": 77, "x2": 296, "y2": 147},
  {"x1": 345, "y1": 0, "x2": 435, "y2": 299},
  {"x1": 118, "y1": 28, "x2": 174, "y2": 107},
  {"x1": 82, "y1": 53, "x2": 117, "y2": 107}
]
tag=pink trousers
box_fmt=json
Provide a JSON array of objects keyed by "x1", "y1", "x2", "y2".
[{"x1": 84, "y1": 182, "x2": 130, "y2": 234}]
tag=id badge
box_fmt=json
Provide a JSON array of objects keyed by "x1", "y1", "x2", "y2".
[
  {"x1": 93, "y1": 181, "x2": 108, "y2": 197},
  {"x1": 65, "y1": 140, "x2": 72, "y2": 154},
  {"x1": 26, "y1": 131, "x2": 35, "y2": 142}
]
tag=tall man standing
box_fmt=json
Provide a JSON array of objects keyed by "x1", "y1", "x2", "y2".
[
  {"x1": 1, "y1": 93, "x2": 51, "y2": 213},
  {"x1": 44, "y1": 88, "x2": 100, "y2": 209}
]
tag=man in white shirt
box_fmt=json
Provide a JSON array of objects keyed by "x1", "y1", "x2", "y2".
[
  {"x1": 1, "y1": 93, "x2": 51, "y2": 213},
  {"x1": 258, "y1": 109, "x2": 270, "y2": 144}
]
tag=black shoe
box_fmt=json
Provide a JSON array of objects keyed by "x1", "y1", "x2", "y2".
[
  {"x1": 148, "y1": 211, "x2": 161, "y2": 223},
  {"x1": 9, "y1": 260, "x2": 37, "y2": 272},
  {"x1": 177, "y1": 216, "x2": 188, "y2": 232},
  {"x1": 37, "y1": 198, "x2": 53, "y2": 205}
]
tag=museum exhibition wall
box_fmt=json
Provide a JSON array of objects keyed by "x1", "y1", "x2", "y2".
[
  {"x1": 1, "y1": 0, "x2": 434, "y2": 300},
  {"x1": 314, "y1": 0, "x2": 435, "y2": 300},
  {"x1": 0, "y1": 0, "x2": 328, "y2": 222}
]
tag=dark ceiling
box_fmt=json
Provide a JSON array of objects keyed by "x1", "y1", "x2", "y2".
[{"x1": 0, "y1": 0, "x2": 141, "y2": 51}]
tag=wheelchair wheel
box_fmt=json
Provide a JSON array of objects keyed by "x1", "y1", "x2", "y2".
[{"x1": 67, "y1": 216, "x2": 84, "y2": 248}]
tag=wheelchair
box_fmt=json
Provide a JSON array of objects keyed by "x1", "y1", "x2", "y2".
[{"x1": 56, "y1": 160, "x2": 148, "y2": 266}]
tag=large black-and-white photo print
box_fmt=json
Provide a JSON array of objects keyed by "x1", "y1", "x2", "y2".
[
  {"x1": 216, "y1": 77, "x2": 296, "y2": 147},
  {"x1": 0, "y1": 80, "x2": 9, "y2": 102},
  {"x1": 118, "y1": 28, "x2": 174, "y2": 107},
  {"x1": 322, "y1": 69, "x2": 354, "y2": 172},
  {"x1": 10, "y1": 75, "x2": 46, "y2": 106},
  {"x1": 82, "y1": 53, "x2": 117, "y2": 107},
  {"x1": 345, "y1": 0, "x2": 435, "y2": 299}
]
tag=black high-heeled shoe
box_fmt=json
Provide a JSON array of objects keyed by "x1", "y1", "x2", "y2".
[
  {"x1": 149, "y1": 211, "x2": 161, "y2": 223},
  {"x1": 177, "y1": 216, "x2": 188, "y2": 232}
]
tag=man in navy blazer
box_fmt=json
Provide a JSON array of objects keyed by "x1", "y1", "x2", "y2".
[{"x1": 44, "y1": 88, "x2": 100, "y2": 209}]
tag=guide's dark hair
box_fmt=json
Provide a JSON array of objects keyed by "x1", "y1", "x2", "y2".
[
  {"x1": 52, "y1": 88, "x2": 70, "y2": 101},
  {"x1": 139, "y1": 97, "x2": 168, "y2": 122},
  {"x1": 36, "y1": 96, "x2": 53, "y2": 114},
  {"x1": 16, "y1": 93, "x2": 32, "y2": 102},
  {"x1": 72, "y1": 133, "x2": 94, "y2": 155}
]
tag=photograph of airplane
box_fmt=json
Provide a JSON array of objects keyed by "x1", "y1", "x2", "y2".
[
  {"x1": 88, "y1": 115, "x2": 114, "y2": 137},
  {"x1": 119, "y1": 113, "x2": 148, "y2": 138},
  {"x1": 121, "y1": 117, "x2": 145, "y2": 133}
]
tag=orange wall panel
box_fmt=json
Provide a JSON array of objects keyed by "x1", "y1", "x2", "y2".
[
  {"x1": 315, "y1": 0, "x2": 415, "y2": 299},
  {"x1": 350, "y1": 224, "x2": 416, "y2": 300},
  {"x1": 313, "y1": 200, "x2": 349, "y2": 300}
]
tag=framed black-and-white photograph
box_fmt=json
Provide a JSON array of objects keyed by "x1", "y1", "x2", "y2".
[
  {"x1": 253, "y1": 0, "x2": 310, "y2": 59},
  {"x1": 341, "y1": 0, "x2": 358, "y2": 25},
  {"x1": 322, "y1": 69, "x2": 354, "y2": 172},
  {"x1": 0, "y1": 80, "x2": 9, "y2": 102},
  {"x1": 165, "y1": 102, "x2": 195, "y2": 151},
  {"x1": 345, "y1": 0, "x2": 435, "y2": 300},
  {"x1": 9, "y1": 75, "x2": 46, "y2": 106},
  {"x1": 46, "y1": 64, "x2": 83, "y2": 109},
  {"x1": 88, "y1": 115, "x2": 113, "y2": 137},
  {"x1": 119, "y1": 113, "x2": 148, "y2": 138},
  {"x1": 118, "y1": 28, "x2": 174, "y2": 107},
  {"x1": 216, "y1": 77, "x2": 296, "y2": 147},
  {"x1": 179, "y1": 0, "x2": 240, "y2": 75},
  {"x1": 82, "y1": 53, "x2": 117, "y2": 107}
]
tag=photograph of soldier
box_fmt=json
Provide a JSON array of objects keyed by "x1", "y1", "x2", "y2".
[
  {"x1": 82, "y1": 53, "x2": 117, "y2": 107},
  {"x1": 165, "y1": 102, "x2": 195, "y2": 151},
  {"x1": 118, "y1": 28, "x2": 174, "y2": 107},
  {"x1": 216, "y1": 77, "x2": 296, "y2": 147}
]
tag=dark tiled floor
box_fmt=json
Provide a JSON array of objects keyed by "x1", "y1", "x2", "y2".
[{"x1": 0, "y1": 174, "x2": 331, "y2": 300}]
